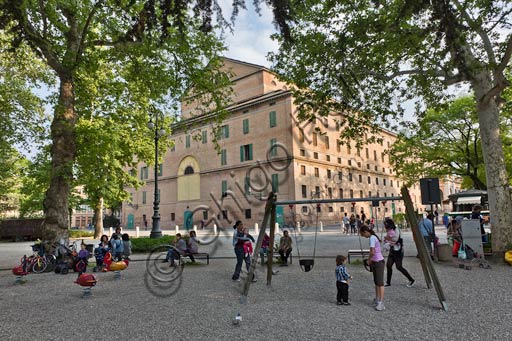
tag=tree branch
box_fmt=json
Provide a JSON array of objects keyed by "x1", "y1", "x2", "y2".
[
  {"x1": 20, "y1": 9, "x2": 65, "y2": 75},
  {"x1": 453, "y1": 0, "x2": 496, "y2": 65},
  {"x1": 77, "y1": 0, "x2": 105, "y2": 64},
  {"x1": 38, "y1": 0, "x2": 47, "y2": 38},
  {"x1": 496, "y1": 33, "x2": 512, "y2": 76}
]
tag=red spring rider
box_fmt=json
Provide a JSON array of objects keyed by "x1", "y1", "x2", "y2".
[
  {"x1": 13, "y1": 255, "x2": 29, "y2": 284},
  {"x1": 75, "y1": 273, "x2": 97, "y2": 297}
]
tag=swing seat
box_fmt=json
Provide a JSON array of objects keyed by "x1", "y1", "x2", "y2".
[{"x1": 299, "y1": 259, "x2": 314, "y2": 272}]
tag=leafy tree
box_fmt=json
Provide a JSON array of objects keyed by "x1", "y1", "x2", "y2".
[
  {"x1": 18, "y1": 147, "x2": 51, "y2": 217},
  {"x1": 1, "y1": 1, "x2": 261, "y2": 242},
  {"x1": 0, "y1": 144, "x2": 28, "y2": 217},
  {"x1": 270, "y1": 0, "x2": 512, "y2": 252},
  {"x1": 0, "y1": 30, "x2": 51, "y2": 151},
  {"x1": 390, "y1": 96, "x2": 485, "y2": 189}
]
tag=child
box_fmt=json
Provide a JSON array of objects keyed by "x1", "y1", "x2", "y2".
[
  {"x1": 110, "y1": 234, "x2": 124, "y2": 261},
  {"x1": 259, "y1": 233, "x2": 270, "y2": 266},
  {"x1": 242, "y1": 227, "x2": 257, "y2": 282},
  {"x1": 360, "y1": 224, "x2": 386, "y2": 311},
  {"x1": 121, "y1": 233, "x2": 131, "y2": 260},
  {"x1": 77, "y1": 243, "x2": 90, "y2": 275},
  {"x1": 335, "y1": 255, "x2": 352, "y2": 305}
]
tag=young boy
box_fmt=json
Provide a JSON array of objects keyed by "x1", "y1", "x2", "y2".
[{"x1": 335, "y1": 255, "x2": 352, "y2": 305}]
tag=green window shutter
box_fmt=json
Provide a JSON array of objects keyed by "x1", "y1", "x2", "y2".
[
  {"x1": 244, "y1": 177, "x2": 250, "y2": 194},
  {"x1": 202, "y1": 130, "x2": 207, "y2": 144},
  {"x1": 243, "y1": 119, "x2": 249, "y2": 134},
  {"x1": 158, "y1": 164, "x2": 163, "y2": 176},
  {"x1": 271, "y1": 174, "x2": 279, "y2": 193},
  {"x1": 269, "y1": 111, "x2": 276, "y2": 127},
  {"x1": 140, "y1": 167, "x2": 143, "y2": 180},
  {"x1": 270, "y1": 139, "x2": 277, "y2": 156},
  {"x1": 221, "y1": 180, "x2": 227, "y2": 194},
  {"x1": 240, "y1": 146, "x2": 244, "y2": 162},
  {"x1": 142, "y1": 191, "x2": 146, "y2": 204},
  {"x1": 221, "y1": 149, "x2": 227, "y2": 166},
  {"x1": 224, "y1": 125, "x2": 229, "y2": 138},
  {"x1": 248, "y1": 144, "x2": 253, "y2": 160},
  {"x1": 186, "y1": 135, "x2": 191, "y2": 148}
]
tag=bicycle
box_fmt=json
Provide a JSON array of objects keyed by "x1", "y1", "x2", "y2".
[{"x1": 26, "y1": 242, "x2": 57, "y2": 273}]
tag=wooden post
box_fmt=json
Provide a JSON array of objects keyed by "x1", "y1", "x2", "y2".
[
  {"x1": 401, "y1": 187, "x2": 432, "y2": 288},
  {"x1": 401, "y1": 187, "x2": 448, "y2": 311},
  {"x1": 240, "y1": 193, "x2": 274, "y2": 301},
  {"x1": 267, "y1": 195, "x2": 277, "y2": 286}
]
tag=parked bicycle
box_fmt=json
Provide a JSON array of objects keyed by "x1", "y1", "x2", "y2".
[{"x1": 26, "y1": 242, "x2": 57, "y2": 273}]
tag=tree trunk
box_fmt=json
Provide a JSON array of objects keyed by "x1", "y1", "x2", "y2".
[
  {"x1": 94, "y1": 197, "x2": 104, "y2": 238},
  {"x1": 42, "y1": 75, "x2": 77, "y2": 243},
  {"x1": 473, "y1": 72, "x2": 512, "y2": 253}
]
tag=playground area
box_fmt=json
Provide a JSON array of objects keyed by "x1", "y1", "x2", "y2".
[{"x1": 0, "y1": 254, "x2": 510, "y2": 340}]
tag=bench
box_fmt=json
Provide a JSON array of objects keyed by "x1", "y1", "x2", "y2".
[
  {"x1": 347, "y1": 249, "x2": 370, "y2": 264},
  {"x1": 258, "y1": 250, "x2": 293, "y2": 265},
  {"x1": 179, "y1": 252, "x2": 210, "y2": 265}
]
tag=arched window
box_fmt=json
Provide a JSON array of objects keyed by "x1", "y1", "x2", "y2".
[{"x1": 184, "y1": 166, "x2": 194, "y2": 175}]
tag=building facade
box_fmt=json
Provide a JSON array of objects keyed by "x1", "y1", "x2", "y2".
[{"x1": 122, "y1": 58, "x2": 426, "y2": 230}]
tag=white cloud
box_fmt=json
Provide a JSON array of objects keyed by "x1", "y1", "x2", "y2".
[{"x1": 216, "y1": 0, "x2": 278, "y2": 67}]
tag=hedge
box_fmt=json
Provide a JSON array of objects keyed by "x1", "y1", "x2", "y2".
[
  {"x1": 131, "y1": 235, "x2": 176, "y2": 253},
  {"x1": 68, "y1": 230, "x2": 94, "y2": 238}
]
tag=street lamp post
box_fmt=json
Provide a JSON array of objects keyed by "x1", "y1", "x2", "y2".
[{"x1": 148, "y1": 112, "x2": 166, "y2": 239}]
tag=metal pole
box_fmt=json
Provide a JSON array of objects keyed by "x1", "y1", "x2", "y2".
[{"x1": 150, "y1": 113, "x2": 162, "y2": 239}]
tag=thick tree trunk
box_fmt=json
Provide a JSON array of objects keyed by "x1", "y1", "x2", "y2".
[
  {"x1": 94, "y1": 197, "x2": 104, "y2": 238},
  {"x1": 42, "y1": 75, "x2": 77, "y2": 243},
  {"x1": 473, "y1": 72, "x2": 512, "y2": 253}
]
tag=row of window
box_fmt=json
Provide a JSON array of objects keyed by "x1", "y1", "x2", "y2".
[
  {"x1": 298, "y1": 130, "x2": 390, "y2": 162},
  {"x1": 300, "y1": 165, "x2": 399, "y2": 187},
  {"x1": 181, "y1": 111, "x2": 278, "y2": 149},
  {"x1": 298, "y1": 149, "x2": 393, "y2": 174},
  {"x1": 166, "y1": 208, "x2": 254, "y2": 222},
  {"x1": 135, "y1": 165, "x2": 163, "y2": 180},
  {"x1": 300, "y1": 185, "x2": 395, "y2": 199},
  {"x1": 222, "y1": 173, "x2": 280, "y2": 194},
  {"x1": 297, "y1": 205, "x2": 398, "y2": 213},
  {"x1": 133, "y1": 172, "x2": 281, "y2": 207},
  {"x1": 221, "y1": 139, "x2": 279, "y2": 166}
]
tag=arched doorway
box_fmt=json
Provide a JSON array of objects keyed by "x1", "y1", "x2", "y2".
[{"x1": 177, "y1": 156, "x2": 201, "y2": 201}]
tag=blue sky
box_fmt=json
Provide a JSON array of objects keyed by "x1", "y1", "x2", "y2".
[{"x1": 218, "y1": 1, "x2": 277, "y2": 68}]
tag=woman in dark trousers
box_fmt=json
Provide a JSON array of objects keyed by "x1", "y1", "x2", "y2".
[
  {"x1": 231, "y1": 220, "x2": 255, "y2": 281},
  {"x1": 383, "y1": 218, "x2": 415, "y2": 287}
]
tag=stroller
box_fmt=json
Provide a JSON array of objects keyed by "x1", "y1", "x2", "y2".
[
  {"x1": 93, "y1": 246, "x2": 110, "y2": 272},
  {"x1": 54, "y1": 242, "x2": 78, "y2": 274}
]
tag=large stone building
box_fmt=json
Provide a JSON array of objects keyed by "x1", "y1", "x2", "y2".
[{"x1": 122, "y1": 58, "x2": 427, "y2": 230}]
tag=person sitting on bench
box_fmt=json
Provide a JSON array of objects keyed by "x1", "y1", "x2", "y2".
[
  {"x1": 185, "y1": 230, "x2": 200, "y2": 262},
  {"x1": 278, "y1": 230, "x2": 293, "y2": 266},
  {"x1": 164, "y1": 233, "x2": 188, "y2": 265}
]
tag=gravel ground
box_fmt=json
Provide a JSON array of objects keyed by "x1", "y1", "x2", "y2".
[{"x1": 0, "y1": 255, "x2": 511, "y2": 340}]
